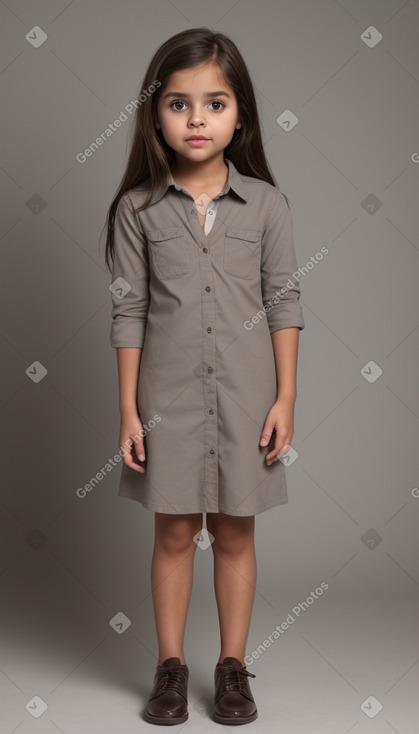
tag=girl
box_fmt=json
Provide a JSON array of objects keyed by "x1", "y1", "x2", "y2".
[{"x1": 105, "y1": 27, "x2": 305, "y2": 726}]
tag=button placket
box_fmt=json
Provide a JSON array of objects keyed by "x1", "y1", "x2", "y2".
[
  {"x1": 200, "y1": 258, "x2": 218, "y2": 509},
  {"x1": 176, "y1": 187, "x2": 221, "y2": 510}
]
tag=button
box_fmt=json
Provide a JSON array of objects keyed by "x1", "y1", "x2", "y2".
[
  {"x1": 190, "y1": 209, "x2": 195, "y2": 214},
  {"x1": 205, "y1": 285, "x2": 211, "y2": 292},
  {"x1": 207, "y1": 327, "x2": 212, "y2": 333},
  {"x1": 203, "y1": 247, "x2": 208, "y2": 253},
  {"x1": 210, "y1": 449, "x2": 215, "y2": 455},
  {"x1": 209, "y1": 408, "x2": 214, "y2": 415},
  {"x1": 207, "y1": 366, "x2": 213, "y2": 373},
  {"x1": 208, "y1": 210, "x2": 213, "y2": 215}
]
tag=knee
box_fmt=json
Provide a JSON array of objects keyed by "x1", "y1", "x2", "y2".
[
  {"x1": 212, "y1": 530, "x2": 249, "y2": 556},
  {"x1": 207, "y1": 515, "x2": 254, "y2": 556},
  {"x1": 155, "y1": 514, "x2": 202, "y2": 555}
]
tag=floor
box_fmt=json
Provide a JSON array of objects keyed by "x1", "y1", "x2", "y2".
[{"x1": 1, "y1": 594, "x2": 418, "y2": 733}]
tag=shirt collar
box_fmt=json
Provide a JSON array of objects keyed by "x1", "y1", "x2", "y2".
[{"x1": 148, "y1": 157, "x2": 248, "y2": 206}]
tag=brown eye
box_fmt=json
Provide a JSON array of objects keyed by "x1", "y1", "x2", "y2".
[
  {"x1": 209, "y1": 101, "x2": 225, "y2": 110},
  {"x1": 170, "y1": 100, "x2": 186, "y2": 111}
]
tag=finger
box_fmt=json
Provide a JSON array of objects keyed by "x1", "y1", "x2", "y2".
[
  {"x1": 277, "y1": 443, "x2": 291, "y2": 460},
  {"x1": 120, "y1": 436, "x2": 146, "y2": 473},
  {"x1": 263, "y1": 425, "x2": 279, "y2": 460},
  {"x1": 259, "y1": 422, "x2": 274, "y2": 447},
  {"x1": 124, "y1": 454, "x2": 146, "y2": 473},
  {"x1": 130, "y1": 434, "x2": 146, "y2": 462},
  {"x1": 123, "y1": 445, "x2": 146, "y2": 473},
  {"x1": 129, "y1": 434, "x2": 146, "y2": 466},
  {"x1": 266, "y1": 442, "x2": 291, "y2": 464},
  {"x1": 266, "y1": 436, "x2": 290, "y2": 464}
]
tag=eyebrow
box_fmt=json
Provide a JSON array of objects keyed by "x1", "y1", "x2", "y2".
[{"x1": 162, "y1": 91, "x2": 231, "y2": 100}]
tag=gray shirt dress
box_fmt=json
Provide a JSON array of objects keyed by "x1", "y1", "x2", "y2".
[{"x1": 109, "y1": 158, "x2": 305, "y2": 516}]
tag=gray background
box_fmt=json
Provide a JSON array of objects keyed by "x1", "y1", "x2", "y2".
[{"x1": 1, "y1": 0, "x2": 418, "y2": 732}]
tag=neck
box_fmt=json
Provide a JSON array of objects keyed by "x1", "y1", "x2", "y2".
[{"x1": 171, "y1": 155, "x2": 228, "y2": 187}]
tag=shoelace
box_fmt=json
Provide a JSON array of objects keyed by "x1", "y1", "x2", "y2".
[
  {"x1": 217, "y1": 664, "x2": 256, "y2": 696},
  {"x1": 155, "y1": 665, "x2": 187, "y2": 698}
]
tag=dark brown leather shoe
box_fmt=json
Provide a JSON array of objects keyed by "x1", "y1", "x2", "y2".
[
  {"x1": 144, "y1": 656, "x2": 189, "y2": 725},
  {"x1": 214, "y1": 656, "x2": 258, "y2": 724}
]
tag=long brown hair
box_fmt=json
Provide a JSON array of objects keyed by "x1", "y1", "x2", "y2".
[{"x1": 103, "y1": 27, "x2": 290, "y2": 273}]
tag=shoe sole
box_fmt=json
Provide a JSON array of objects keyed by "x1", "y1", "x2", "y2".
[
  {"x1": 144, "y1": 710, "x2": 188, "y2": 725},
  {"x1": 214, "y1": 710, "x2": 258, "y2": 724}
]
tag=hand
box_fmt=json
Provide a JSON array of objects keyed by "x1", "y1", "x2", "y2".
[
  {"x1": 259, "y1": 397, "x2": 295, "y2": 466},
  {"x1": 119, "y1": 411, "x2": 147, "y2": 474}
]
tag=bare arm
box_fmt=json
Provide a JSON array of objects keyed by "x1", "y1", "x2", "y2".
[
  {"x1": 259, "y1": 327, "x2": 300, "y2": 465},
  {"x1": 270, "y1": 327, "x2": 299, "y2": 401},
  {"x1": 116, "y1": 347, "x2": 142, "y2": 416},
  {"x1": 116, "y1": 347, "x2": 146, "y2": 471}
]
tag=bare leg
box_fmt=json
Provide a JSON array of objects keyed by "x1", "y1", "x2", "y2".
[
  {"x1": 206, "y1": 513, "x2": 256, "y2": 666},
  {"x1": 151, "y1": 512, "x2": 203, "y2": 665}
]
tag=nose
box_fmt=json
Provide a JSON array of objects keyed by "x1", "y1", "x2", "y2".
[{"x1": 187, "y1": 104, "x2": 206, "y2": 127}]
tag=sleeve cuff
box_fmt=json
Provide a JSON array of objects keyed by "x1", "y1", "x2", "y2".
[
  {"x1": 266, "y1": 301, "x2": 306, "y2": 334},
  {"x1": 110, "y1": 319, "x2": 147, "y2": 349}
]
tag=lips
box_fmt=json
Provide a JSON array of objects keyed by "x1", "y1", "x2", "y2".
[{"x1": 187, "y1": 136, "x2": 208, "y2": 141}]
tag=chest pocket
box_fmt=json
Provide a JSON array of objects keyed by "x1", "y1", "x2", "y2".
[
  {"x1": 224, "y1": 228, "x2": 261, "y2": 279},
  {"x1": 147, "y1": 226, "x2": 189, "y2": 279}
]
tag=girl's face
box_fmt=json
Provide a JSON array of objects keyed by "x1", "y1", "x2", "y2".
[{"x1": 155, "y1": 61, "x2": 242, "y2": 165}]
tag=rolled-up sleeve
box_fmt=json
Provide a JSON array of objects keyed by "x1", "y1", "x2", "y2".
[
  {"x1": 109, "y1": 192, "x2": 150, "y2": 348},
  {"x1": 260, "y1": 188, "x2": 305, "y2": 334}
]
